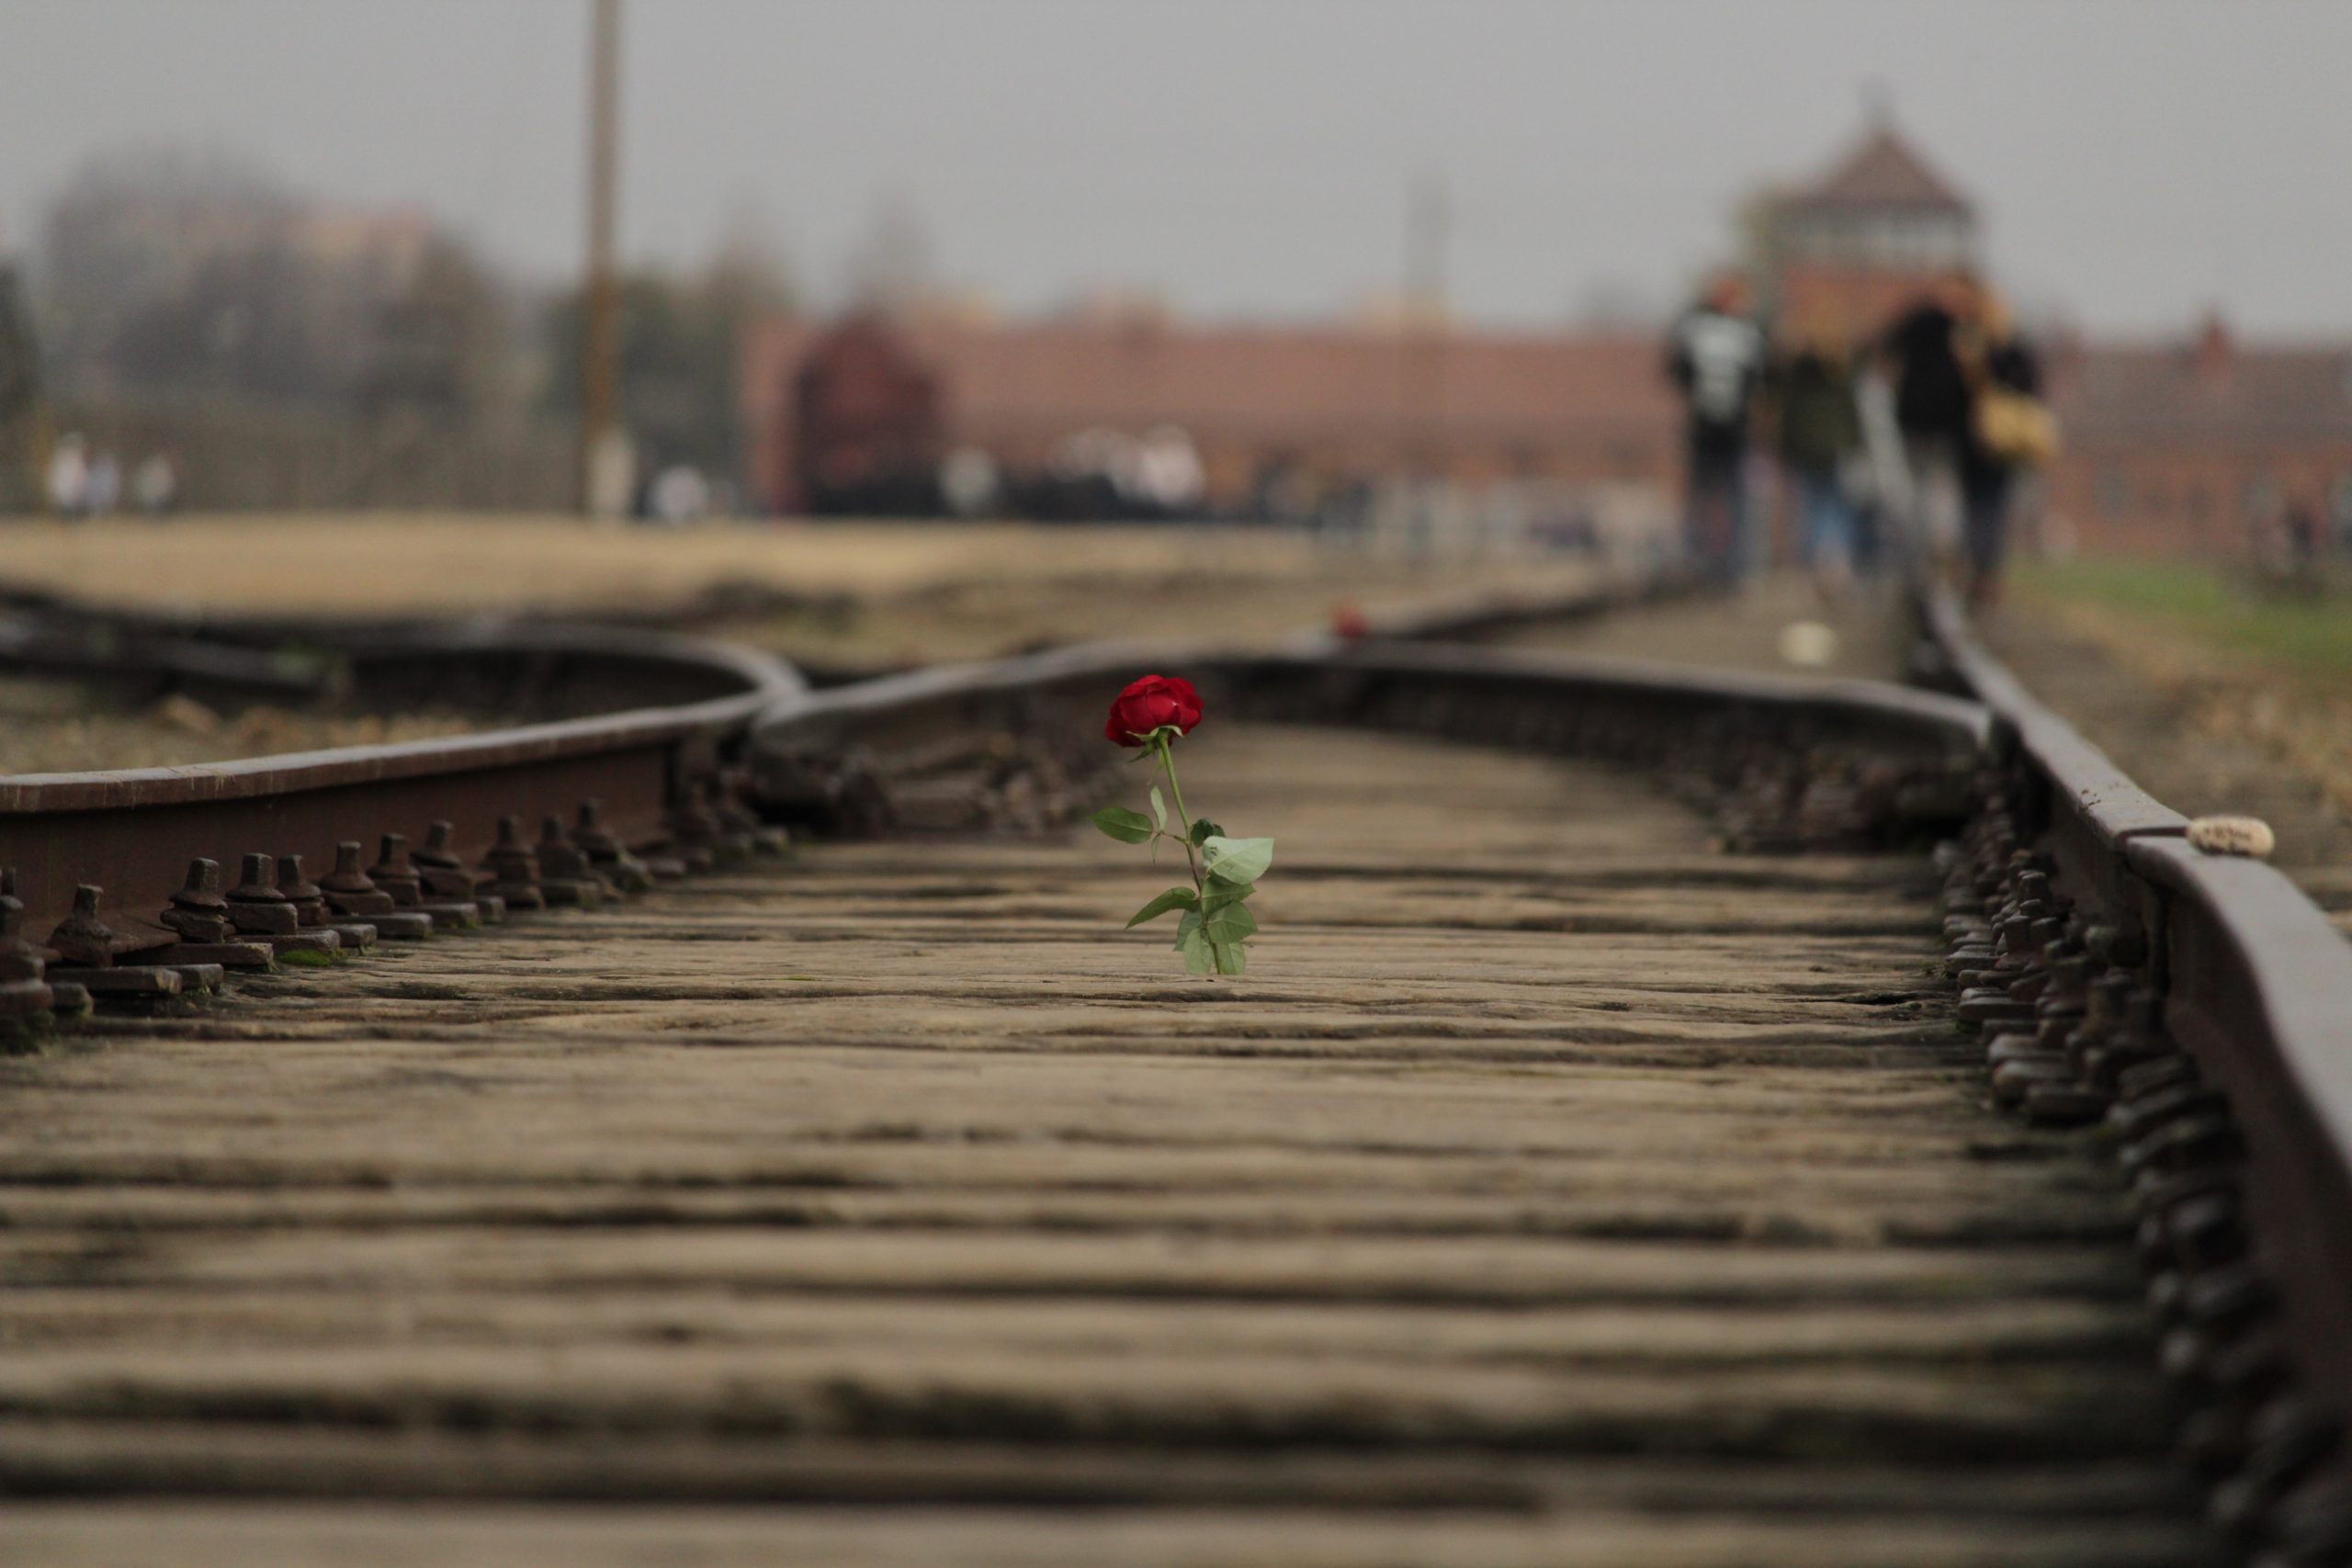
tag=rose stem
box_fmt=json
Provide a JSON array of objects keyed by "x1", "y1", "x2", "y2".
[{"x1": 1154, "y1": 732, "x2": 1202, "y2": 891}]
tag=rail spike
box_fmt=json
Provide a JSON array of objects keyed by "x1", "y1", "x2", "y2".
[
  {"x1": 574, "y1": 800, "x2": 652, "y2": 894},
  {"x1": 533, "y1": 817, "x2": 605, "y2": 908},
  {"x1": 321, "y1": 841, "x2": 434, "y2": 942},
  {"x1": 483, "y1": 817, "x2": 547, "y2": 910},
  {"x1": 388, "y1": 831, "x2": 484, "y2": 931}
]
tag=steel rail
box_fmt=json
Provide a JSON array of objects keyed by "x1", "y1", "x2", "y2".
[
  {"x1": 0, "y1": 566, "x2": 1663, "y2": 963},
  {"x1": 8, "y1": 563, "x2": 2345, "y2": 1551},
  {"x1": 749, "y1": 635, "x2": 1989, "y2": 828},
  {"x1": 0, "y1": 621, "x2": 805, "y2": 952},
  {"x1": 752, "y1": 581, "x2": 1985, "y2": 768},
  {"x1": 755, "y1": 603, "x2": 2352, "y2": 1554},
  {"x1": 1917, "y1": 582, "x2": 2352, "y2": 1555}
]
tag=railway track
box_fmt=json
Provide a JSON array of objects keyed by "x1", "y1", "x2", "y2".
[{"x1": 0, "y1": 577, "x2": 2346, "y2": 1566}]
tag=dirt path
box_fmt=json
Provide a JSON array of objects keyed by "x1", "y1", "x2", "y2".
[
  {"x1": 1498, "y1": 573, "x2": 1913, "y2": 682},
  {"x1": 0, "y1": 724, "x2": 2206, "y2": 1565}
]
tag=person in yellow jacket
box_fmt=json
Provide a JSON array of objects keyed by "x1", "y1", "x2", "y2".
[{"x1": 1958, "y1": 291, "x2": 2055, "y2": 612}]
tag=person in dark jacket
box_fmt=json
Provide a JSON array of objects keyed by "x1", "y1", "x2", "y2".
[
  {"x1": 1666, "y1": 274, "x2": 1766, "y2": 582},
  {"x1": 1958, "y1": 291, "x2": 2044, "y2": 612},
  {"x1": 1881, "y1": 270, "x2": 1980, "y2": 571},
  {"x1": 1771, "y1": 311, "x2": 1865, "y2": 599}
]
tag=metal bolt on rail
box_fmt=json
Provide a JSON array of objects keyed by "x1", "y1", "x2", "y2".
[
  {"x1": 2221, "y1": 1331, "x2": 2312, "y2": 1405},
  {"x1": 2205, "y1": 1335, "x2": 2295, "y2": 1434},
  {"x1": 47, "y1": 886, "x2": 186, "y2": 998},
  {"x1": 223, "y1": 854, "x2": 297, "y2": 937},
  {"x1": 320, "y1": 841, "x2": 434, "y2": 941},
  {"x1": 2214, "y1": 1399, "x2": 2345, "y2": 1541},
  {"x1": 279, "y1": 852, "x2": 375, "y2": 953},
  {"x1": 375, "y1": 831, "x2": 478, "y2": 931},
  {"x1": 48, "y1": 884, "x2": 115, "y2": 968},
  {"x1": 160, "y1": 858, "x2": 232, "y2": 943},
  {"x1": 1923, "y1": 578, "x2": 2352, "y2": 1555},
  {"x1": 154, "y1": 858, "x2": 276, "y2": 972},
  {"x1": 531, "y1": 816, "x2": 605, "y2": 908},
  {"x1": 663, "y1": 782, "x2": 729, "y2": 872},
  {"x1": 573, "y1": 799, "x2": 652, "y2": 893},
  {"x1": 710, "y1": 772, "x2": 788, "y2": 854},
  {"x1": 226, "y1": 852, "x2": 339, "y2": 964},
  {"x1": 482, "y1": 817, "x2": 548, "y2": 910},
  {"x1": 415, "y1": 821, "x2": 505, "y2": 924},
  {"x1": 3, "y1": 869, "x2": 83, "y2": 1019},
  {"x1": 0, "y1": 878, "x2": 56, "y2": 1026}
]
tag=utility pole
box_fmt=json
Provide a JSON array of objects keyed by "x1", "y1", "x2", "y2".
[{"x1": 581, "y1": 0, "x2": 625, "y2": 518}]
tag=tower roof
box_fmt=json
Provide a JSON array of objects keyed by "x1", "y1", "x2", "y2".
[{"x1": 1788, "y1": 125, "x2": 1973, "y2": 215}]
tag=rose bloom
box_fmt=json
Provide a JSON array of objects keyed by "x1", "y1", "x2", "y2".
[{"x1": 1104, "y1": 673, "x2": 1204, "y2": 747}]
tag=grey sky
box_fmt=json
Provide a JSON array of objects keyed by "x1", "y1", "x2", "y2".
[{"x1": 3, "y1": 0, "x2": 2346, "y2": 335}]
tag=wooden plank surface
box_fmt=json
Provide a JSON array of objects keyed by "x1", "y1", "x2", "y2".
[{"x1": 0, "y1": 725, "x2": 2209, "y2": 1565}]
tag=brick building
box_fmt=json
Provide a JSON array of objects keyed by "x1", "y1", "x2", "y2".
[
  {"x1": 1756, "y1": 125, "x2": 2352, "y2": 556},
  {"x1": 741, "y1": 307, "x2": 1677, "y2": 516},
  {"x1": 1751, "y1": 120, "x2": 1977, "y2": 335},
  {"x1": 740, "y1": 120, "x2": 2352, "y2": 555},
  {"x1": 2043, "y1": 318, "x2": 2352, "y2": 556}
]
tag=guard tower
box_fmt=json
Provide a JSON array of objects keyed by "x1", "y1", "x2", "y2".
[{"x1": 1754, "y1": 118, "x2": 1978, "y2": 334}]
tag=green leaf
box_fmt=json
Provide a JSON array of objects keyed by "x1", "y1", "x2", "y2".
[
  {"x1": 1148, "y1": 785, "x2": 1167, "y2": 829},
  {"x1": 1091, "y1": 806, "x2": 1155, "y2": 844},
  {"x1": 1211, "y1": 940, "x2": 1247, "y2": 976},
  {"x1": 1203, "y1": 902, "x2": 1259, "y2": 943},
  {"x1": 1179, "y1": 929, "x2": 1215, "y2": 975},
  {"x1": 1172, "y1": 909, "x2": 1202, "y2": 951},
  {"x1": 1203, "y1": 835, "x2": 1273, "y2": 886},
  {"x1": 1200, "y1": 879, "x2": 1252, "y2": 913},
  {"x1": 1125, "y1": 886, "x2": 1198, "y2": 928},
  {"x1": 1188, "y1": 818, "x2": 1222, "y2": 847}
]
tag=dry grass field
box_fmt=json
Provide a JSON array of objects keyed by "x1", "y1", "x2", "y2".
[{"x1": 0, "y1": 514, "x2": 1615, "y2": 671}]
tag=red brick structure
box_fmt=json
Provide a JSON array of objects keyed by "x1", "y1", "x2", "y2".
[
  {"x1": 1754, "y1": 122, "x2": 1977, "y2": 337},
  {"x1": 2043, "y1": 317, "x2": 2352, "y2": 555},
  {"x1": 740, "y1": 120, "x2": 2352, "y2": 556},
  {"x1": 787, "y1": 314, "x2": 944, "y2": 515},
  {"x1": 741, "y1": 310, "x2": 1677, "y2": 515}
]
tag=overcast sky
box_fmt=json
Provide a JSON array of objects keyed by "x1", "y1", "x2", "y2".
[{"x1": 3, "y1": 0, "x2": 2346, "y2": 335}]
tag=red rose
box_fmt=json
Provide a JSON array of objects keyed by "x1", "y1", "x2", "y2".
[{"x1": 1104, "y1": 673, "x2": 1203, "y2": 747}]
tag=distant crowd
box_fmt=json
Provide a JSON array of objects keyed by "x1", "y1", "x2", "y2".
[
  {"x1": 1666, "y1": 268, "x2": 2053, "y2": 611},
  {"x1": 43, "y1": 432, "x2": 180, "y2": 519}
]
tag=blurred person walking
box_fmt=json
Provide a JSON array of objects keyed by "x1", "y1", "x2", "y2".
[
  {"x1": 1880, "y1": 271, "x2": 1981, "y2": 576},
  {"x1": 133, "y1": 452, "x2": 180, "y2": 517},
  {"x1": 1958, "y1": 290, "x2": 2053, "y2": 613},
  {"x1": 1666, "y1": 275, "x2": 1766, "y2": 582},
  {"x1": 85, "y1": 449, "x2": 121, "y2": 516},
  {"x1": 44, "y1": 431, "x2": 88, "y2": 519},
  {"x1": 1770, "y1": 310, "x2": 1866, "y2": 601},
  {"x1": 2279, "y1": 494, "x2": 2322, "y2": 590}
]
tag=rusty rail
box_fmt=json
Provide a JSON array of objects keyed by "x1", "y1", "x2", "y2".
[
  {"x1": 0, "y1": 620, "x2": 803, "y2": 966},
  {"x1": 1916, "y1": 583, "x2": 2352, "y2": 1560},
  {"x1": 13, "y1": 568, "x2": 2344, "y2": 1551},
  {"x1": 11, "y1": 556, "x2": 2352, "y2": 1558},
  {"x1": 0, "y1": 567, "x2": 1664, "y2": 993},
  {"x1": 747, "y1": 633, "x2": 1988, "y2": 847},
  {"x1": 752, "y1": 601, "x2": 2352, "y2": 1559}
]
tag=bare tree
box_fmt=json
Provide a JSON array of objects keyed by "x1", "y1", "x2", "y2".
[{"x1": 362, "y1": 236, "x2": 514, "y2": 415}]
